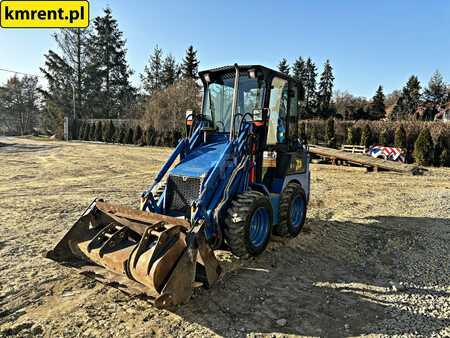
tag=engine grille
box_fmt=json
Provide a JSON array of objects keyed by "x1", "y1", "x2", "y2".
[{"x1": 166, "y1": 175, "x2": 202, "y2": 213}]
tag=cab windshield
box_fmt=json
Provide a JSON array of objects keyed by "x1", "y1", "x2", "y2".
[{"x1": 202, "y1": 73, "x2": 265, "y2": 132}]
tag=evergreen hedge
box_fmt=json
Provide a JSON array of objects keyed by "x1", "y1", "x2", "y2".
[
  {"x1": 89, "y1": 122, "x2": 96, "y2": 140},
  {"x1": 78, "y1": 121, "x2": 85, "y2": 140},
  {"x1": 74, "y1": 119, "x2": 450, "y2": 167},
  {"x1": 84, "y1": 123, "x2": 91, "y2": 141},
  {"x1": 379, "y1": 129, "x2": 389, "y2": 146},
  {"x1": 103, "y1": 120, "x2": 115, "y2": 143},
  {"x1": 394, "y1": 125, "x2": 407, "y2": 148},
  {"x1": 143, "y1": 127, "x2": 153, "y2": 146},
  {"x1": 117, "y1": 126, "x2": 126, "y2": 144},
  {"x1": 125, "y1": 127, "x2": 134, "y2": 144},
  {"x1": 440, "y1": 149, "x2": 450, "y2": 167},
  {"x1": 299, "y1": 122, "x2": 307, "y2": 140},
  {"x1": 360, "y1": 124, "x2": 372, "y2": 148},
  {"x1": 413, "y1": 129, "x2": 433, "y2": 166},
  {"x1": 346, "y1": 126, "x2": 361, "y2": 145},
  {"x1": 134, "y1": 125, "x2": 143, "y2": 145},
  {"x1": 434, "y1": 133, "x2": 450, "y2": 166},
  {"x1": 346, "y1": 127, "x2": 354, "y2": 144},
  {"x1": 325, "y1": 118, "x2": 336, "y2": 148},
  {"x1": 95, "y1": 121, "x2": 103, "y2": 141}
]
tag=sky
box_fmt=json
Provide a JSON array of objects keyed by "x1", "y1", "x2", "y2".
[{"x1": 0, "y1": 0, "x2": 449, "y2": 97}]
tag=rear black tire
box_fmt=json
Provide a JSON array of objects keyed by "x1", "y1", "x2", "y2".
[
  {"x1": 225, "y1": 191, "x2": 273, "y2": 257},
  {"x1": 273, "y1": 182, "x2": 307, "y2": 237}
]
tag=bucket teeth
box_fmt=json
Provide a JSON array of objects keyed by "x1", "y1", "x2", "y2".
[{"x1": 46, "y1": 200, "x2": 222, "y2": 308}]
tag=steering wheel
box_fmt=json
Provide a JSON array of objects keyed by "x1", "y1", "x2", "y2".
[{"x1": 215, "y1": 120, "x2": 225, "y2": 132}]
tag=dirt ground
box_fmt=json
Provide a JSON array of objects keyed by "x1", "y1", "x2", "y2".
[{"x1": 0, "y1": 137, "x2": 449, "y2": 338}]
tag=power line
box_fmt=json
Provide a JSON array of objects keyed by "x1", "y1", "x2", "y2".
[
  {"x1": 0, "y1": 67, "x2": 75, "y2": 120},
  {"x1": 0, "y1": 68, "x2": 44, "y2": 78}
]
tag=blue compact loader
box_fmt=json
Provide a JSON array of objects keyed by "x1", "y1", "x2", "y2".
[{"x1": 47, "y1": 64, "x2": 310, "y2": 308}]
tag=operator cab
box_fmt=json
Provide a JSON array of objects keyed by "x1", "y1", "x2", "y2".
[{"x1": 199, "y1": 65, "x2": 309, "y2": 195}]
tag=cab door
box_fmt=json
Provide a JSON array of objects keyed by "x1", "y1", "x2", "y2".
[{"x1": 267, "y1": 77, "x2": 289, "y2": 146}]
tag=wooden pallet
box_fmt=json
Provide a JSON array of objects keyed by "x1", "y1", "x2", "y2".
[
  {"x1": 341, "y1": 144, "x2": 367, "y2": 154},
  {"x1": 309, "y1": 145, "x2": 424, "y2": 175}
]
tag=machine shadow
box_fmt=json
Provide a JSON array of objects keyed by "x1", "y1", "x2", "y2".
[{"x1": 173, "y1": 215, "x2": 449, "y2": 337}]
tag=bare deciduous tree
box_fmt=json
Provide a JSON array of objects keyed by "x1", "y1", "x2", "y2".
[
  {"x1": 142, "y1": 79, "x2": 200, "y2": 131},
  {"x1": 0, "y1": 75, "x2": 41, "y2": 135}
]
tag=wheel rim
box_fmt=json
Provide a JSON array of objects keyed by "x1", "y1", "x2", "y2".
[
  {"x1": 290, "y1": 195, "x2": 305, "y2": 230},
  {"x1": 249, "y1": 207, "x2": 270, "y2": 247}
]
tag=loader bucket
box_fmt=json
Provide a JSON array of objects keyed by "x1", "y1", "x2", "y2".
[{"x1": 46, "y1": 199, "x2": 222, "y2": 308}]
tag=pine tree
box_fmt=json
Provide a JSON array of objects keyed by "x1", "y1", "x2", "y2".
[
  {"x1": 161, "y1": 54, "x2": 178, "y2": 88},
  {"x1": 141, "y1": 45, "x2": 164, "y2": 95},
  {"x1": 134, "y1": 125, "x2": 143, "y2": 145},
  {"x1": 53, "y1": 28, "x2": 90, "y2": 117},
  {"x1": 304, "y1": 58, "x2": 318, "y2": 114},
  {"x1": 277, "y1": 58, "x2": 290, "y2": 75},
  {"x1": 292, "y1": 57, "x2": 306, "y2": 83},
  {"x1": 317, "y1": 60, "x2": 334, "y2": 115},
  {"x1": 85, "y1": 8, "x2": 135, "y2": 118},
  {"x1": 424, "y1": 70, "x2": 448, "y2": 116},
  {"x1": 394, "y1": 125, "x2": 407, "y2": 148},
  {"x1": 292, "y1": 57, "x2": 307, "y2": 99},
  {"x1": 95, "y1": 121, "x2": 103, "y2": 141},
  {"x1": 401, "y1": 75, "x2": 421, "y2": 118},
  {"x1": 181, "y1": 46, "x2": 199, "y2": 80},
  {"x1": 360, "y1": 124, "x2": 372, "y2": 147},
  {"x1": 39, "y1": 28, "x2": 90, "y2": 137},
  {"x1": 39, "y1": 50, "x2": 74, "y2": 135},
  {"x1": 413, "y1": 128, "x2": 433, "y2": 165},
  {"x1": 371, "y1": 86, "x2": 386, "y2": 120},
  {"x1": 325, "y1": 118, "x2": 336, "y2": 147}
]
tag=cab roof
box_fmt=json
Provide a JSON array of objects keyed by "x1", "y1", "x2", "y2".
[{"x1": 198, "y1": 64, "x2": 295, "y2": 83}]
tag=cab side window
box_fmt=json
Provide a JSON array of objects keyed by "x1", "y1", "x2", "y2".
[
  {"x1": 267, "y1": 77, "x2": 288, "y2": 145},
  {"x1": 288, "y1": 84, "x2": 298, "y2": 139}
]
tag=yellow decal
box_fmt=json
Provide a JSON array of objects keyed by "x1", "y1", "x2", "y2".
[
  {"x1": 1, "y1": 1, "x2": 89, "y2": 28},
  {"x1": 291, "y1": 159, "x2": 303, "y2": 172}
]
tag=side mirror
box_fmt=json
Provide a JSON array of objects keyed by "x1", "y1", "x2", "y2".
[
  {"x1": 253, "y1": 108, "x2": 270, "y2": 127},
  {"x1": 253, "y1": 109, "x2": 263, "y2": 122}
]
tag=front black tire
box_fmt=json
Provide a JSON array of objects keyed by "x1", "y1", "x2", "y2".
[
  {"x1": 273, "y1": 182, "x2": 307, "y2": 237},
  {"x1": 225, "y1": 191, "x2": 273, "y2": 257}
]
